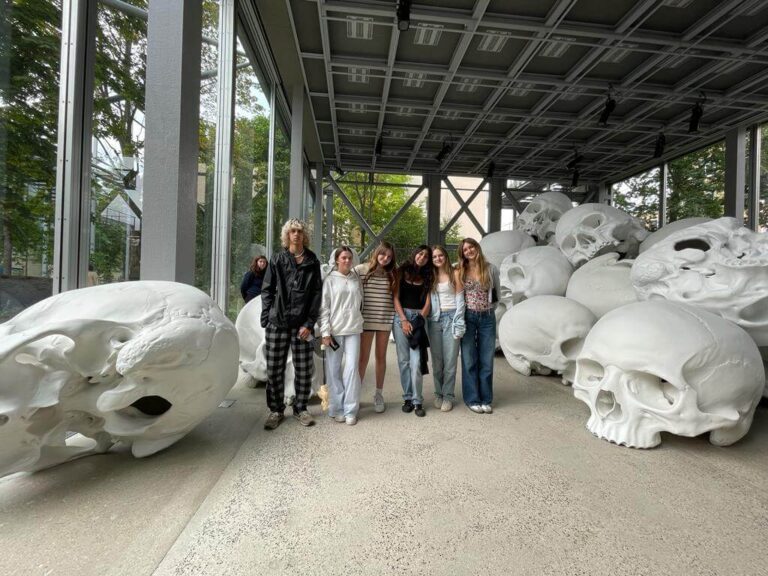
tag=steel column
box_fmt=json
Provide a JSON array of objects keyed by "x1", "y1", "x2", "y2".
[
  {"x1": 289, "y1": 84, "x2": 304, "y2": 218},
  {"x1": 426, "y1": 174, "x2": 441, "y2": 246},
  {"x1": 140, "y1": 0, "x2": 202, "y2": 283},
  {"x1": 724, "y1": 126, "x2": 746, "y2": 222},
  {"x1": 747, "y1": 125, "x2": 761, "y2": 231},
  {"x1": 659, "y1": 162, "x2": 668, "y2": 228},
  {"x1": 313, "y1": 163, "x2": 324, "y2": 257},
  {"x1": 488, "y1": 177, "x2": 503, "y2": 233}
]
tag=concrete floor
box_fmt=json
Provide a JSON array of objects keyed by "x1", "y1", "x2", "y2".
[{"x1": 1, "y1": 349, "x2": 767, "y2": 576}]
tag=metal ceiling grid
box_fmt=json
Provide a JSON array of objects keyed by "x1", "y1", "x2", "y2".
[{"x1": 291, "y1": 0, "x2": 768, "y2": 186}]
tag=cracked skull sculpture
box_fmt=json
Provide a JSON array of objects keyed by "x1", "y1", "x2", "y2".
[
  {"x1": 517, "y1": 191, "x2": 574, "y2": 245},
  {"x1": 573, "y1": 300, "x2": 765, "y2": 449},
  {"x1": 555, "y1": 203, "x2": 649, "y2": 267},
  {"x1": 631, "y1": 217, "x2": 768, "y2": 347},
  {"x1": 0, "y1": 281, "x2": 239, "y2": 478},
  {"x1": 499, "y1": 295, "x2": 597, "y2": 384},
  {"x1": 499, "y1": 246, "x2": 573, "y2": 307},
  {"x1": 565, "y1": 252, "x2": 638, "y2": 319},
  {"x1": 235, "y1": 297, "x2": 324, "y2": 402}
]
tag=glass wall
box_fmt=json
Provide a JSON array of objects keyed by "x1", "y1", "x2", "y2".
[
  {"x1": 611, "y1": 167, "x2": 661, "y2": 231},
  {"x1": 228, "y1": 34, "x2": 271, "y2": 318},
  {"x1": 666, "y1": 140, "x2": 725, "y2": 223},
  {"x1": 195, "y1": 0, "x2": 220, "y2": 294},
  {"x1": 0, "y1": 0, "x2": 61, "y2": 321},
  {"x1": 88, "y1": 0, "x2": 147, "y2": 285},
  {"x1": 272, "y1": 122, "x2": 290, "y2": 252}
]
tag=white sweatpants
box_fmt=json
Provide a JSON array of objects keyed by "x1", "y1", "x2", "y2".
[{"x1": 326, "y1": 334, "x2": 362, "y2": 418}]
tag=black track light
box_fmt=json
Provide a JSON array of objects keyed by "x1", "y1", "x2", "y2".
[
  {"x1": 598, "y1": 94, "x2": 616, "y2": 126},
  {"x1": 396, "y1": 0, "x2": 411, "y2": 32},
  {"x1": 688, "y1": 99, "x2": 704, "y2": 133},
  {"x1": 571, "y1": 168, "x2": 580, "y2": 188},
  {"x1": 436, "y1": 142, "x2": 453, "y2": 162},
  {"x1": 375, "y1": 137, "x2": 383, "y2": 156},
  {"x1": 653, "y1": 132, "x2": 666, "y2": 158},
  {"x1": 487, "y1": 161, "x2": 495, "y2": 179},
  {"x1": 566, "y1": 152, "x2": 583, "y2": 171}
]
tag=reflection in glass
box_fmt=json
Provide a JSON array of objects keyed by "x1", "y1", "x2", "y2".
[
  {"x1": 0, "y1": 0, "x2": 61, "y2": 321},
  {"x1": 666, "y1": 141, "x2": 725, "y2": 223},
  {"x1": 611, "y1": 167, "x2": 661, "y2": 231},
  {"x1": 89, "y1": 0, "x2": 147, "y2": 285}
]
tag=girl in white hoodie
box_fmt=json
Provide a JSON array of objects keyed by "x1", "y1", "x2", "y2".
[{"x1": 320, "y1": 246, "x2": 365, "y2": 425}]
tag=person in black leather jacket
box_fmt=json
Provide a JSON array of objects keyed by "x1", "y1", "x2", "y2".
[{"x1": 260, "y1": 219, "x2": 322, "y2": 430}]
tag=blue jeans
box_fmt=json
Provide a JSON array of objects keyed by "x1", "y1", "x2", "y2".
[
  {"x1": 393, "y1": 309, "x2": 423, "y2": 405},
  {"x1": 428, "y1": 311, "x2": 460, "y2": 402},
  {"x1": 461, "y1": 310, "x2": 496, "y2": 406}
]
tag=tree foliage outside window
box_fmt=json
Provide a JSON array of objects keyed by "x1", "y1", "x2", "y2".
[
  {"x1": 666, "y1": 141, "x2": 725, "y2": 223},
  {"x1": 611, "y1": 167, "x2": 661, "y2": 232}
]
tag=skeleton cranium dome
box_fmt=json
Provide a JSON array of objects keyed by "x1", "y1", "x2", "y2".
[
  {"x1": 639, "y1": 217, "x2": 711, "y2": 254},
  {"x1": 0, "y1": 281, "x2": 239, "y2": 477},
  {"x1": 479, "y1": 230, "x2": 536, "y2": 271},
  {"x1": 555, "y1": 203, "x2": 649, "y2": 267},
  {"x1": 499, "y1": 295, "x2": 596, "y2": 384},
  {"x1": 565, "y1": 252, "x2": 638, "y2": 318},
  {"x1": 517, "y1": 192, "x2": 574, "y2": 245},
  {"x1": 573, "y1": 300, "x2": 764, "y2": 449},
  {"x1": 631, "y1": 217, "x2": 768, "y2": 346},
  {"x1": 499, "y1": 246, "x2": 573, "y2": 307}
]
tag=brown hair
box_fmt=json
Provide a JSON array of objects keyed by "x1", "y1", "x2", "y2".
[
  {"x1": 249, "y1": 255, "x2": 268, "y2": 276},
  {"x1": 397, "y1": 245, "x2": 435, "y2": 297},
  {"x1": 431, "y1": 245, "x2": 459, "y2": 292},
  {"x1": 457, "y1": 238, "x2": 491, "y2": 289},
  {"x1": 364, "y1": 241, "x2": 397, "y2": 294}
]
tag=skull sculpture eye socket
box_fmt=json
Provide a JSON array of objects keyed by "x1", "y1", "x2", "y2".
[
  {"x1": 626, "y1": 371, "x2": 680, "y2": 410},
  {"x1": 674, "y1": 238, "x2": 710, "y2": 252},
  {"x1": 579, "y1": 359, "x2": 604, "y2": 385},
  {"x1": 582, "y1": 214, "x2": 602, "y2": 228}
]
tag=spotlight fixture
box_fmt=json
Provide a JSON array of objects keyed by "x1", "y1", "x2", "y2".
[
  {"x1": 571, "y1": 168, "x2": 580, "y2": 188},
  {"x1": 396, "y1": 0, "x2": 411, "y2": 32},
  {"x1": 487, "y1": 161, "x2": 496, "y2": 179},
  {"x1": 436, "y1": 141, "x2": 453, "y2": 162},
  {"x1": 375, "y1": 137, "x2": 383, "y2": 156},
  {"x1": 598, "y1": 85, "x2": 617, "y2": 126},
  {"x1": 688, "y1": 93, "x2": 705, "y2": 133},
  {"x1": 653, "y1": 132, "x2": 666, "y2": 158},
  {"x1": 565, "y1": 151, "x2": 583, "y2": 171}
]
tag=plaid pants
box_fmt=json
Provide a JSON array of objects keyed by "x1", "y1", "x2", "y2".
[{"x1": 265, "y1": 324, "x2": 314, "y2": 414}]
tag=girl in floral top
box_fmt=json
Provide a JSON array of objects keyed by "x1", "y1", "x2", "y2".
[{"x1": 457, "y1": 238, "x2": 501, "y2": 414}]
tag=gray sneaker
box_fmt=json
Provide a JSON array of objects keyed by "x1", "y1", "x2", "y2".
[
  {"x1": 294, "y1": 410, "x2": 315, "y2": 427},
  {"x1": 433, "y1": 396, "x2": 443, "y2": 409},
  {"x1": 373, "y1": 390, "x2": 385, "y2": 413},
  {"x1": 441, "y1": 399, "x2": 453, "y2": 412},
  {"x1": 264, "y1": 412, "x2": 284, "y2": 430}
]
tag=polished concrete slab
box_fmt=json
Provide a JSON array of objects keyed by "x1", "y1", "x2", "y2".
[{"x1": 2, "y1": 349, "x2": 767, "y2": 576}]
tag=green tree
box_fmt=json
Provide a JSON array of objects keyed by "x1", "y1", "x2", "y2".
[
  {"x1": 612, "y1": 168, "x2": 661, "y2": 231},
  {"x1": 667, "y1": 141, "x2": 725, "y2": 222}
]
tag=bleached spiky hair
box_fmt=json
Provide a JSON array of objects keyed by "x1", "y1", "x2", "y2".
[{"x1": 280, "y1": 218, "x2": 310, "y2": 248}]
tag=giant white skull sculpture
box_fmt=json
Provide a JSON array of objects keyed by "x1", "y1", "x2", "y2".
[
  {"x1": 0, "y1": 281, "x2": 239, "y2": 477},
  {"x1": 499, "y1": 246, "x2": 573, "y2": 307},
  {"x1": 555, "y1": 203, "x2": 649, "y2": 267},
  {"x1": 639, "y1": 217, "x2": 711, "y2": 253},
  {"x1": 573, "y1": 301, "x2": 765, "y2": 449},
  {"x1": 631, "y1": 217, "x2": 768, "y2": 346},
  {"x1": 479, "y1": 230, "x2": 536, "y2": 271},
  {"x1": 235, "y1": 297, "x2": 324, "y2": 400},
  {"x1": 565, "y1": 252, "x2": 638, "y2": 319},
  {"x1": 517, "y1": 191, "x2": 574, "y2": 245},
  {"x1": 498, "y1": 295, "x2": 596, "y2": 384}
]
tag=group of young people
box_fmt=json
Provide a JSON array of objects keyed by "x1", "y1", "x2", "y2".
[{"x1": 258, "y1": 218, "x2": 500, "y2": 430}]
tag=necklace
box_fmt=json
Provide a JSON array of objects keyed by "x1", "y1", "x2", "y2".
[{"x1": 292, "y1": 248, "x2": 305, "y2": 259}]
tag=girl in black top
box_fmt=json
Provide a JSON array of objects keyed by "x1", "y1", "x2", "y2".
[
  {"x1": 241, "y1": 255, "x2": 268, "y2": 303},
  {"x1": 393, "y1": 245, "x2": 434, "y2": 417}
]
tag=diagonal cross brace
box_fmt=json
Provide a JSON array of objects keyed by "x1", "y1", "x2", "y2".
[
  {"x1": 360, "y1": 184, "x2": 426, "y2": 260},
  {"x1": 441, "y1": 177, "x2": 487, "y2": 236}
]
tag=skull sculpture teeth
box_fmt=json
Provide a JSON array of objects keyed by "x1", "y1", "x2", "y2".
[
  {"x1": 573, "y1": 300, "x2": 765, "y2": 449},
  {"x1": 0, "y1": 281, "x2": 239, "y2": 477},
  {"x1": 517, "y1": 191, "x2": 574, "y2": 245},
  {"x1": 631, "y1": 217, "x2": 768, "y2": 347},
  {"x1": 555, "y1": 203, "x2": 649, "y2": 267}
]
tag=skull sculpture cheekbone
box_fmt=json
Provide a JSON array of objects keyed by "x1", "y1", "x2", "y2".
[
  {"x1": 555, "y1": 203, "x2": 649, "y2": 267},
  {"x1": 0, "y1": 281, "x2": 239, "y2": 477},
  {"x1": 573, "y1": 300, "x2": 765, "y2": 449},
  {"x1": 517, "y1": 191, "x2": 574, "y2": 245},
  {"x1": 565, "y1": 252, "x2": 638, "y2": 319},
  {"x1": 500, "y1": 246, "x2": 573, "y2": 307},
  {"x1": 631, "y1": 217, "x2": 768, "y2": 346},
  {"x1": 498, "y1": 295, "x2": 597, "y2": 384}
]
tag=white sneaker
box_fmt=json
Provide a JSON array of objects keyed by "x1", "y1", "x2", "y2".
[
  {"x1": 469, "y1": 405, "x2": 484, "y2": 414},
  {"x1": 330, "y1": 414, "x2": 345, "y2": 423},
  {"x1": 481, "y1": 404, "x2": 493, "y2": 414},
  {"x1": 433, "y1": 396, "x2": 443, "y2": 409},
  {"x1": 441, "y1": 399, "x2": 453, "y2": 412},
  {"x1": 346, "y1": 416, "x2": 358, "y2": 426},
  {"x1": 373, "y1": 390, "x2": 385, "y2": 413}
]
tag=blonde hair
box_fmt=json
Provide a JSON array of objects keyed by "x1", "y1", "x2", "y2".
[
  {"x1": 431, "y1": 245, "x2": 459, "y2": 291},
  {"x1": 364, "y1": 241, "x2": 397, "y2": 294},
  {"x1": 280, "y1": 218, "x2": 310, "y2": 248},
  {"x1": 457, "y1": 238, "x2": 490, "y2": 289}
]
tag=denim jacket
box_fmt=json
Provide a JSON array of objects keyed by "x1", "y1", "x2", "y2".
[{"x1": 429, "y1": 288, "x2": 466, "y2": 339}]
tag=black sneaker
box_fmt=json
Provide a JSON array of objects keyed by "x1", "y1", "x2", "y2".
[
  {"x1": 414, "y1": 405, "x2": 426, "y2": 417},
  {"x1": 402, "y1": 400, "x2": 414, "y2": 413}
]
